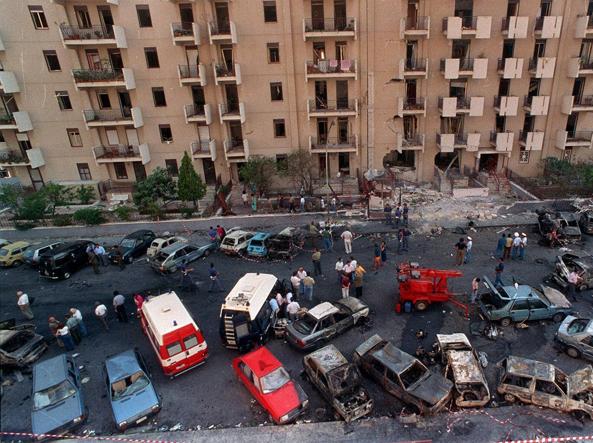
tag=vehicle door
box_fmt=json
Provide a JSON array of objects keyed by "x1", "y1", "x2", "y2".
[
  {"x1": 509, "y1": 299, "x2": 530, "y2": 322},
  {"x1": 173, "y1": 248, "x2": 188, "y2": 266},
  {"x1": 319, "y1": 315, "x2": 337, "y2": 340},
  {"x1": 183, "y1": 245, "x2": 200, "y2": 262},
  {"x1": 333, "y1": 308, "x2": 353, "y2": 333},
  {"x1": 499, "y1": 372, "x2": 533, "y2": 403},
  {"x1": 238, "y1": 361, "x2": 259, "y2": 399},
  {"x1": 581, "y1": 336, "x2": 593, "y2": 360},
  {"x1": 528, "y1": 298, "x2": 551, "y2": 321},
  {"x1": 532, "y1": 378, "x2": 567, "y2": 410},
  {"x1": 37, "y1": 246, "x2": 51, "y2": 261},
  {"x1": 386, "y1": 366, "x2": 415, "y2": 407}
]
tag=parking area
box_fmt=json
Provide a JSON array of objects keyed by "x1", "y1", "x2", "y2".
[{"x1": 1, "y1": 221, "x2": 592, "y2": 438}]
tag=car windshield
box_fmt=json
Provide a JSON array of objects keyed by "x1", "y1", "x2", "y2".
[
  {"x1": 222, "y1": 238, "x2": 235, "y2": 246},
  {"x1": 400, "y1": 361, "x2": 428, "y2": 389},
  {"x1": 111, "y1": 371, "x2": 150, "y2": 400},
  {"x1": 0, "y1": 249, "x2": 8, "y2": 257},
  {"x1": 120, "y1": 239, "x2": 136, "y2": 249},
  {"x1": 23, "y1": 249, "x2": 34, "y2": 258},
  {"x1": 33, "y1": 380, "x2": 76, "y2": 410},
  {"x1": 293, "y1": 315, "x2": 317, "y2": 334},
  {"x1": 250, "y1": 240, "x2": 263, "y2": 247},
  {"x1": 568, "y1": 319, "x2": 591, "y2": 334},
  {"x1": 260, "y1": 367, "x2": 290, "y2": 394}
]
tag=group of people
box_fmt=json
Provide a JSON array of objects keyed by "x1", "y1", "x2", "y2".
[
  {"x1": 494, "y1": 232, "x2": 528, "y2": 261},
  {"x1": 384, "y1": 202, "x2": 410, "y2": 227},
  {"x1": 334, "y1": 256, "x2": 366, "y2": 299},
  {"x1": 207, "y1": 225, "x2": 227, "y2": 244},
  {"x1": 290, "y1": 267, "x2": 316, "y2": 301},
  {"x1": 47, "y1": 307, "x2": 87, "y2": 351},
  {"x1": 86, "y1": 242, "x2": 112, "y2": 274},
  {"x1": 268, "y1": 291, "x2": 301, "y2": 321}
]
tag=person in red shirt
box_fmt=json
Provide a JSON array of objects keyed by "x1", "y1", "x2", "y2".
[{"x1": 341, "y1": 273, "x2": 351, "y2": 298}]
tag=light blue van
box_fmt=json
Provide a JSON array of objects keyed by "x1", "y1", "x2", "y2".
[{"x1": 247, "y1": 232, "x2": 272, "y2": 257}]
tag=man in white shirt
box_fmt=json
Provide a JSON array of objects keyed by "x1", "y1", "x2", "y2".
[
  {"x1": 290, "y1": 272, "x2": 301, "y2": 294},
  {"x1": 511, "y1": 233, "x2": 522, "y2": 260},
  {"x1": 335, "y1": 257, "x2": 344, "y2": 284},
  {"x1": 57, "y1": 325, "x2": 75, "y2": 351},
  {"x1": 94, "y1": 301, "x2": 109, "y2": 331},
  {"x1": 567, "y1": 270, "x2": 581, "y2": 301},
  {"x1": 297, "y1": 267, "x2": 307, "y2": 295},
  {"x1": 286, "y1": 300, "x2": 301, "y2": 321},
  {"x1": 16, "y1": 290, "x2": 34, "y2": 320},
  {"x1": 464, "y1": 236, "x2": 473, "y2": 264},
  {"x1": 70, "y1": 307, "x2": 87, "y2": 336},
  {"x1": 341, "y1": 229, "x2": 353, "y2": 254},
  {"x1": 519, "y1": 233, "x2": 528, "y2": 260},
  {"x1": 94, "y1": 243, "x2": 108, "y2": 266}
]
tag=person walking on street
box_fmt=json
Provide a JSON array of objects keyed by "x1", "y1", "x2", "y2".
[
  {"x1": 464, "y1": 236, "x2": 473, "y2": 264},
  {"x1": 312, "y1": 248, "x2": 323, "y2": 276},
  {"x1": 302, "y1": 275, "x2": 315, "y2": 301},
  {"x1": 341, "y1": 229, "x2": 353, "y2": 254},
  {"x1": 354, "y1": 264, "x2": 366, "y2": 298},
  {"x1": 16, "y1": 291, "x2": 34, "y2": 320},
  {"x1": 503, "y1": 234, "x2": 513, "y2": 260},
  {"x1": 380, "y1": 241, "x2": 387, "y2": 264},
  {"x1": 470, "y1": 277, "x2": 481, "y2": 304},
  {"x1": 69, "y1": 308, "x2": 87, "y2": 337},
  {"x1": 56, "y1": 324, "x2": 75, "y2": 352},
  {"x1": 251, "y1": 194, "x2": 257, "y2": 214},
  {"x1": 372, "y1": 243, "x2": 382, "y2": 271},
  {"x1": 454, "y1": 238, "x2": 466, "y2": 266},
  {"x1": 48, "y1": 317, "x2": 63, "y2": 347},
  {"x1": 208, "y1": 263, "x2": 224, "y2": 292},
  {"x1": 402, "y1": 228, "x2": 410, "y2": 252},
  {"x1": 519, "y1": 233, "x2": 527, "y2": 260},
  {"x1": 94, "y1": 243, "x2": 109, "y2": 266},
  {"x1": 567, "y1": 270, "x2": 581, "y2": 301},
  {"x1": 494, "y1": 259, "x2": 505, "y2": 287},
  {"x1": 113, "y1": 291, "x2": 128, "y2": 323},
  {"x1": 341, "y1": 273, "x2": 351, "y2": 298},
  {"x1": 179, "y1": 264, "x2": 195, "y2": 293},
  {"x1": 402, "y1": 203, "x2": 409, "y2": 226},
  {"x1": 335, "y1": 257, "x2": 344, "y2": 284},
  {"x1": 297, "y1": 267, "x2": 307, "y2": 295},
  {"x1": 384, "y1": 203, "x2": 392, "y2": 225},
  {"x1": 511, "y1": 233, "x2": 521, "y2": 260},
  {"x1": 94, "y1": 302, "x2": 109, "y2": 331},
  {"x1": 322, "y1": 228, "x2": 333, "y2": 252},
  {"x1": 242, "y1": 189, "x2": 248, "y2": 207},
  {"x1": 286, "y1": 300, "x2": 301, "y2": 321},
  {"x1": 493, "y1": 233, "x2": 506, "y2": 259},
  {"x1": 65, "y1": 314, "x2": 81, "y2": 345},
  {"x1": 89, "y1": 251, "x2": 100, "y2": 274},
  {"x1": 394, "y1": 206, "x2": 402, "y2": 227}
]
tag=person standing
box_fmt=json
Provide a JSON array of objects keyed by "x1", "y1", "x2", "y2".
[
  {"x1": 372, "y1": 243, "x2": 382, "y2": 271},
  {"x1": 354, "y1": 264, "x2": 366, "y2": 298},
  {"x1": 133, "y1": 294, "x2": 145, "y2": 318},
  {"x1": 69, "y1": 308, "x2": 87, "y2": 337},
  {"x1": 290, "y1": 271, "x2": 301, "y2": 294},
  {"x1": 65, "y1": 314, "x2": 81, "y2": 345},
  {"x1": 286, "y1": 300, "x2": 301, "y2": 321},
  {"x1": 330, "y1": 197, "x2": 337, "y2": 214},
  {"x1": 208, "y1": 226, "x2": 217, "y2": 243},
  {"x1": 56, "y1": 324, "x2": 75, "y2": 352},
  {"x1": 384, "y1": 203, "x2": 392, "y2": 225},
  {"x1": 217, "y1": 225, "x2": 227, "y2": 242},
  {"x1": 519, "y1": 233, "x2": 527, "y2": 260},
  {"x1": 341, "y1": 273, "x2": 351, "y2": 298},
  {"x1": 16, "y1": 291, "x2": 34, "y2": 320},
  {"x1": 94, "y1": 243, "x2": 109, "y2": 266},
  {"x1": 89, "y1": 251, "x2": 100, "y2": 274},
  {"x1": 302, "y1": 275, "x2": 315, "y2": 301},
  {"x1": 380, "y1": 241, "x2": 387, "y2": 264},
  {"x1": 269, "y1": 297, "x2": 280, "y2": 317},
  {"x1": 335, "y1": 257, "x2": 344, "y2": 284},
  {"x1": 503, "y1": 234, "x2": 513, "y2": 260},
  {"x1": 402, "y1": 203, "x2": 409, "y2": 226},
  {"x1": 341, "y1": 229, "x2": 353, "y2": 254},
  {"x1": 297, "y1": 267, "x2": 307, "y2": 296},
  {"x1": 112, "y1": 291, "x2": 128, "y2": 323},
  {"x1": 179, "y1": 264, "x2": 195, "y2": 293},
  {"x1": 511, "y1": 233, "x2": 521, "y2": 260},
  {"x1": 251, "y1": 194, "x2": 257, "y2": 214},
  {"x1": 312, "y1": 248, "x2": 323, "y2": 276},
  {"x1": 242, "y1": 189, "x2": 248, "y2": 207},
  {"x1": 470, "y1": 277, "x2": 481, "y2": 304},
  {"x1": 322, "y1": 228, "x2": 332, "y2": 252},
  {"x1": 464, "y1": 236, "x2": 473, "y2": 264},
  {"x1": 397, "y1": 229, "x2": 404, "y2": 254},
  {"x1": 494, "y1": 259, "x2": 505, "y2": 287},
  {"x1": 567, "y1": 270, "x2": 581, "y2": 302},
  {"x1": 276, "y1": 292, "x2": 287, "y2": 318},
  {"x1": 48, "y1": 317, "x2": 63, "y2": 347},
  {"x1": 94, "y1": 302, "x2": 109, "y2": 331},
  {"x1": 454, "y1": 238, "x2": 466, "y2": 266},
  {"x1": 320, "y1": 196, "x2": 326, "y2": 212},
  {"x1": 208, "y1": 263, "x2": 224, "y2": 292},
  {"x1": 394, "y1": 206, "x2": 402, "y2": 227},
  {"x1": 494, "y1": 233, "x2": 506, "y2": 259},
  {"x1": 402, "y1": 228, "x2": 411, "y2": 252},
  {"x1": 300, "y1": 195, "x2": 306, "y2": 212}
]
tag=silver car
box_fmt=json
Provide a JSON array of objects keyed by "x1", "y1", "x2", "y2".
[
  {"x1": 556, "y1": 316, "x2": 593, "y2": 361},
  {"x1": 149, "y1": 241, "x2": 217, "y2": 273},
  {"x1": 23, "y1": 241, "x2": 63, "y2": 267}
]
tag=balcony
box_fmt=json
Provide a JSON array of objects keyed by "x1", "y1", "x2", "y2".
[
  {"x1": 59, "y1": 24, "x2": 127, "y2": 48},
  {"x1": 305, "y1": 59, "x2": 357, "y2": 80},
  {"x1": 575, "y1": 15, "x2": 593, "y2": 38},
  {"x1": 207, "y1": 21, "x2": 237, "y2": 44},
  {"x1": 190, "y1": 139, "x2": 217, "y2": 160},
  {"x1": 568, "y1": 57, "x2": 593, "y2": 78},
  {"x1": 178, "y1": 64, "x2": 207, "y2": 86},
  {"x1": 396, "y1": 58, "x2": 428, "y2": 79},
  {"x1": 437, "y1": 133, "x2": 481, "y2": 153},
  {"x1": 0, "y1": 148, "x2": 44, "y2": 168},
  {"x1": 0, "y1": 110, "x2": 33, "y2": 132},
  {"x1": 396, "y1": 133, "x2": 425, "y2": 151},
  {"x1": 556, "y1": 130, "x2": 593, "y2": 149},
  {"x1": 523, "y1": 96, "x2": 550, "y2": 116},
  {"x1": 562, "y1": 95, "x2": 593, "y2": 114},
  {"x1": 0, "y1": 71, "x2": 20, "y2": 93},
  {"x1": 519, "y1": 131, "x2": 544, "y2": 151},
  {"x1": 213, "y1": 63, "x2": 242, "y2": 85},
  {"x1": 303, "y1": 17, "x2": 356, "y2": 40},
  {"x1": 72, "y1": 68, "x2": 135, "y2": 90},
  {"x1": 223, "y1": 139, "x2": 249, "y2": 162},
  {"x1": 218, "y1": 103, "x2": 246, "y2": 124},
  {"x1": 497, "y1": 58, "x2": 523, "y2": 79},
  {"x1": 396, "y1": 97, "x2": 426, "y2": 117},
  {"x1": 92, "y1": 144, "x2": 150, "y2": 165},
  {"x1": 442, "y1": 16, "x2": 491, "y2": 39},
  {"x1": 490, "y1": 131, "x2": 514, "y2": 152},
  {"x1": 82, "y1": 107, "x2": 143, "y2": 128},
  {"x1": 440, "y1": 58, "x2": 487, "y2": 79},
  {"x1": 528, "y1": 57, "x2": 556, "y2": 79},
  {"x1": 52, "y1": 0, "x2": 119, "y2": 4},
  {"x1": 309, "y1": 136, "x2": 358, "y2": 154},
  {"x1": 400, "y1": 16, "x2": 430, "y2": 38},
  {"x1": 494, "y1": 96, "x2": 519, "y2": 116},
  {"x1": 171, "y1": 22, "x2": 200, "y2": 45},
  {"x1": 439, "y1": 96, "x2": 484, "y2": 117},
  {"x1": 534, "y1": 16, "x2": 562, "y2": 39},
  {"x1": 184, "y1": 103, "x2": 212, "y2": 124},
  {"x1": 501, "y1": 16, "x2": 529, "y2": 38},
  {"x1": 307, "y1": 99, "x2": 358, "y2": 119}
]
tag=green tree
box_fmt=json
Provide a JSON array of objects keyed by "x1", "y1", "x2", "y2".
[
  {"x1": 0, "y1": 184, "x2": 22, "y2": 211},
  {"x1": 41, "y1": 182, "x2": 70, "y2": 217},
  {"x1": 133, "y1": 167, "x2": 177, "y2": 212},
  {"x1": 17, "y1": 192, "x2": 47, "y2": 222},
  {"x1": 239, "y1": 156, "x2": 276, "y2": 196},
  {"x1": 281, "y1": 149, "x2": 316, "y2": 195},
  {"x1": 177, "y1": 151, "x2": 206, "y2": 208}
]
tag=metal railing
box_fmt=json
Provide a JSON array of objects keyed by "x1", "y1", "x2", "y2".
[
  {"x1": 523, "y1": 96, "x2": 536, "y2": 108},
  {"x1": 214, "y1": 63, "x2": 236, "y2": 77},
  {"x1": 304, "y1": 17, "x2": 355, "y2": 32},
  {"x1": 457, "y1": 96, "x2": 471, "y2": 109},
  {"x1": 72, "y1": 68, "x2": 123, "y2": 82},
  {"x1": 574, "y1": 95, "x2": 593, "y2": 106},
  {"x1": 178, "y1": 64, "x2": 202, "y2": 78},
  {"x1": 403, "y1": 16, "x2": 429, "y2": 31},
  {"x1": 443, "y1": 16, "x2": 477, "y2": 31},
  {"x1": 306, "y1": 59, "x2": 356, "y2": 74},
  {"x1": 534, "y1": 16, "x2": 545, "y2": 31},
  {"x1": 93, "y1": 145, "x2": 140, "y2": 159},
  {"x1": 60, "y1": 24, "x2": 114, "y2": 40},
  {"x1": 219, "y1": 102, "x2": 240, "y2": 115},
  {"x1": 567, "y1": 130, "x2": 593, "y2": 142},
  {"x1": 579, "y1": 57, "x2": 593, "y2": 70},
  {"x1": 184, "y1": 103, "x2": 206, "y2": 118},
  {"x1": 404, "y1": 58, "x2": 426, "y2": 71},
  {"x1": 209, "y1": 21, "x2": 231, "y2": 35},
  {"x1": 501, "y1": 17, "x2": 511, "y2": 32},
  {"x1": 191, "y1": 140, "x2": 211, "y2": 155},
  {"x1": 310, "y1": 136, "x2": 356, "y2": 148},
  {"x1": 0, "y1": 150, "x2": 27, "y2": 163},
  {"x1": 528, "y1": 58, "x2": 540, "y2": 71},
  {"x1": 308, "y1": 99, "x2": 356, "y2": 112},
  {"x1": 83, "y1": 108, "x2": 132, "y2": 122},
  {"x1": 171, "y1": 22, "x2": 194, "y2": 37},
  {"x1": 497, "y1": 58, "x2": 507, "y2": 71},
  {"x1": 226, "y1": 139, "x2": 244, "y2": 151},
  {"x1": 402, "y1": 97, "x2": 425, "y2": 110},
  {"x1": 0, "y1": 109, "x2": 15, "y2": 124},
  {"x1": 440, "y1": 58, "x2": 474, "y2": 72}
]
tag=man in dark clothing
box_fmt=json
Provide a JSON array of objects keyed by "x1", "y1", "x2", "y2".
[
  {"x1": 493, "y1": 233, "x2": 506, "y2": 259},
  {"x1": 494, "y1": 259, "x2": 505, "y2": 286},
  {"x1": 454, "y1": 238, "x2": 466, "y2": 266},
  {"x1": 402, "y1": 203, "x2": 409, "y2": 226},
  {"x1": 208, "y1": 263, "x2": 223, "y2": 292},
  {"x1": 402, "y1": 228, "x2": 411, "y2": 251},
  {"x1": 178, "y1": 264, "x2": 195, "y2": 293},
  {"x1": 112, "y1": 291, "x2": 128, "y2": 323},
  {"x1": 88, "y1": 252, "x2": 100, "y2": 274},
  {"x1": 384, "y1": 203, "x2": 392, "y2": 225},
  {"x1": 114, "y1": 245, "x2": 126, "y2": 270}
]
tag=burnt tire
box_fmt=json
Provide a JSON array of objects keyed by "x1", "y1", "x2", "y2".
[
  {"x1": 414, "y1": 301, "x2": 428, "y2": 311},
  {"x1": 552, "y1": 313, "x2": 565, "y2": 323},
  {"x1": 566, "y1": 346, "x2": 581, "y2": 359},
  {"x1": 500, "y1": 317, "x2": 512, "y2": 327}
]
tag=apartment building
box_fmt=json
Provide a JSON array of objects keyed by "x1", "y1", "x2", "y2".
[{"x1": 0, "y1": 0, "x2": 591, "y2": 193}]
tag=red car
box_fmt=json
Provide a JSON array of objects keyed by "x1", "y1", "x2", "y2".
[{"x1": 233, "y1": 347, "x2": 309, "y2": 424}]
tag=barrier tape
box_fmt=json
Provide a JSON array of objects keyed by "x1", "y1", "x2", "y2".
[
  {"x1": 0, "y1": 431, "x2": 184, "y2": 443},
  {"x1": 498, "y1": 436, "x2": 593, "y2": 443}
]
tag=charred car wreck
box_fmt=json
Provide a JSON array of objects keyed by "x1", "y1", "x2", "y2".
[{"x1": 549, "y1": 253, "x2": 593, "y2": 292}]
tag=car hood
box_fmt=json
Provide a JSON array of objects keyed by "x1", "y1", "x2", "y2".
[
  {"x1": 284, "y1": 322, "x2": 310, "y2": 341},
  {"x1": 264, "y1": 381, "x2": 306, "y2": 417},
  {"x1": 31, "y1": 394, "x2": 83, "y2": 435},
  {"x1": 407, "y1": 372, "x2": 453, "y2": 406},
  {"x1": 568, "y1": 366, "x2": 593, "y2": 397},
  {"x1": 111, "y1": 385, "x2": 159, "y2": 424},
  {"x1": 1, "y1": 334, "x2": 46, "y2": 366}
]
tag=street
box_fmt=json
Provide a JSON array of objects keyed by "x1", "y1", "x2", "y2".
[{"x1": 1, "y1": 216, "x2": 592, "y2": 442}]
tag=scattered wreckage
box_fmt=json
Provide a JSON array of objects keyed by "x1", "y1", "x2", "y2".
[
  {"x1": 548, "y1": 253, "x2": 593, "y2": 292},
  {"x1": 266, "y1": 227, "x2": 305, "y2": 260},
  {"x1": 555, "y1": 316, "x2": 593, "y2": 361},
  {"x1": 537, "y1": 209, "x2": 582, "y2": 245},
  {"x1": 0, "y1": 321, "x2": 47, "y2": 368},
  {"x1": 579, "y1": 209, "x2": 593, "y2": 235}
]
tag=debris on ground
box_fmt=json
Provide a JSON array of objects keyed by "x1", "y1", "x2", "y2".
[
  {"x1": 478, "y1": 352, "x2": 488, "y2": 368},
  {"x1": 169, "y1": 423, "x2": 184, "y2": 431}
]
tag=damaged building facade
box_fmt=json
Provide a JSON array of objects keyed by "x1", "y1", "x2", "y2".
[{"x1": 0, "y1": 0, "x2": 592, "y2": 191}]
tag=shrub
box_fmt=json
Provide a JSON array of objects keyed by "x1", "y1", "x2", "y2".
[
  {"x1": 113, "y1": 205, "x2": 133, "y2": 221},
  {"x1": 53, "y1": 214, "x2": 72, "y2": 226},
  {"x1": 145, "y1": 202, "x2": 165, "y2": 221},
  {"x1": 76, "y1": 185, "x2": 96, "y2": 204},
  {"x1": 181, "y1": 207, "x2": 194, "y2": 219},
  {"x1": 17, "y1": 193, "x2": 47, "y2": 222},
  {"x1": 14, "y1": 221, "x2": 36, "y2": 231},
  {"x1": 73, "y1": 208, "x2": 105, "y2": 225}
]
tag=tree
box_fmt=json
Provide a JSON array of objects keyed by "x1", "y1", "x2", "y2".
[
  {"x1": 239, "y1": 156, "x2": 277, "y2": 196},
  {"x1": 133, "y1": 167, "x2": 177, "y2": 211},
  {"x1": 178, "y1": 151, "x2": 206, "y2": 208},
  {"x1": 17, "y1": 192, "x2": 47, "y2": 222},
  {"x1": 0, "y1": 184, "x2": 22, "y2": 211},
  {"x1": 281, "y1": 149, "x2": 316, "y2": 195},
  {"x1": 41, "y1": 182, "x2": 70, "y2": 217}
]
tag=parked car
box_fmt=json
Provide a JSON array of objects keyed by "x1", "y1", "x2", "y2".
[
  {"x1": 353, "y1": 334, "x2": 453, "y2": 414},
  {"x1": 0, "y1": 240, "x2": 30, "y2": 267},
  {"x1": 23, "y1": 241, "x2": 64, "y2": 267},
  {"x1": 31, "y1": 354, "x2": 86, "y2": 437},
  {"x1": 558, "y1": 212, "x2": 582, "y2": 240},
  {"x1": 555, "y1": 316, "x2": 593, "y2": 361},
  {"x1": 579, "y1": 210, "x2": 593, "y2": 235},
  {"x1": 0, "y1": 322, "x2": 47, "y2": 367},
  {"x1": 0, "y1": 239, "x2": 10, "y2": 248},
  {"x1": 435, "y1": 333, "x2": 490, "y2": 407},
  {"x1": 478, "y1": 277, "x2": 572, "y2": 327},
  {"x1": 266, "y1": 227, "x2": 304, "y2": 260},
  {"x1": 303, "y1": 344, "x2": 373, "y2": 422},
  {"x1": 233, "y1": 347, "x2": 308, "y2": 424},
  {"x1": 38, "y1": 240, "x2": 95, "y2": 280},
  {"x1": 246, "y1": 232, "x2": 271, "y2": 257},
  {"x1": 285, "y1": 297, "x2": 369, "y2": 351},
  {"x1": 537, "y1": 210, "x2": 582, "y2": 243},
  {"x1": 109, "y1": 230, "x2": 156, "y2": 264},
  {"x1": 146, "y1": 236, "x2": 187, "y2": 258},
  {"x1": 149, "y1": 241, "x2": 217, "y2": 273},
  {"x1": 104, "y1": 349, "x2": 161, "y2": 431},
  {"x1": 548, "y1": 253, "x2": 593, "y2": 292},
  {"x1": 497, "y1": 355, "x2": 593, "y2": 420},
  {"x1": 220, "y1": 230, "x2": 254, "y2": 255}
]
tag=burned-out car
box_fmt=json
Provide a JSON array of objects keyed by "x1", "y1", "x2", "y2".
[
  {"x1": 436, "y1": 333, "x2": 490, "y2": 407},
  {"x1": 266, "y1": 227, "x2": 305, "y2": 260},
  {"x1": 0, "y1": 322, "x2": 47, "y2": 367},
  {"x1": 580, "y1": 210, "x2": 593, "y2": 235},
  {"x1": 537, "y1": 210, "x2": 582, "y2": 243},
  {"x1": 549, "y1": 253, "x2": 593, "y2": 292},
  {"x1": 354, "y1": 334, "x2": 453, "y2": 414},
  {"x1": 555, "y1": 316, "x2": 593, "y2": 361},
  {"x1": 303, "y1": 344, "x2": 373, "y2": 422},
  {"x1": 497, "y1": 356, "x2": 593, "y2": 420}
]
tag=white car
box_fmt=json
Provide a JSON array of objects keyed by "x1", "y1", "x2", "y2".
[
  {"x1": 146, "y1": 236, "x2": 187, "y2": 258},
  {"x1": 220, "y1": 230, "x2": 254, "y2": 255}
]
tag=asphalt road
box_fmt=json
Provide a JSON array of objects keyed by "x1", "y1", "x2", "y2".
[{"x1": 1, "y1": 219, "x2": 592, "y2": 440}]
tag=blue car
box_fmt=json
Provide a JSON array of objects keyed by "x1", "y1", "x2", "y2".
[
  {"x1": 247, "y1": 232, "x2": 272, "y2": 257},
  {"x1": 104, "y1": 349, "x2": 161, "y2": 431}
]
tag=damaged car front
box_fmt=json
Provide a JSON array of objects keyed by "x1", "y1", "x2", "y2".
[
  {"x1": 568, "y1": 367, "x2": 593, "y2": 420},
  {"x1": 550, "y1": 254, "x2": 593, "y2": 292},
  {"x1": 0, "y1": 323, "x2": 47, "y2": 368}
]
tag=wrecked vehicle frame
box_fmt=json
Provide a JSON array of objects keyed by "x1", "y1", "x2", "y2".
[
  {"x1": 0, "y1": 321, "x2": 47, "y2": 368},
  {"x1": 549, "y1": 253, "x2": 593, "y2": 292}
]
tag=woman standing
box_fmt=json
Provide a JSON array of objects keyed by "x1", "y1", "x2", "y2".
[{"x1": 380, "y1": 241, "x2": 387, "y2": 264}]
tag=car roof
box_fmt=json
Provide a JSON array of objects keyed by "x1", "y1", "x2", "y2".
[
  {"x1": 334, "y1": 296, "x2": 366, "y2": 313},
  {"x1": 33, "y1": 354, "x2": 69, "y2": 391},
  {"x1": 222, "y1": 273, "x2": 278, "y2": 319},
  {"x1": 250, "y1": 232, "x2": 270, "y2": 240},
  {"x1": 225, "y1": 230, "x2": 251, "y2": 239},
  {"x1": 499, "y1": 284, "x2": 539, "y2": 299},
  {"x1": 308, "y1": 302, "x2": 339, "y2": 320},
  {"x1": 366, "y1": 338, "x2": 418, "y2": 374},
  {"x1": 105, "y1": 349, "x2": 142, "y2": 381},
  {"x1": 2, "y1": 241, "x2": 29, "y2": 249},
  {"x1": 448, "y1": 350, "x2": 487, "y2": 384},
  {"x1": 142, "y1": 292, "x2": 197, "y2": 344},
  {"x1": 436, "y1": 333, "x2": 472, "y2": 350},
  {"x1": 126, "y1": 230, "x2": 153, "y2": 239},
  {"x1": 305, "y1": 344, "x2": 347, "y2": 373},
  {"x1": 505, "y1": 355, "x2": 558, "y2": 382},
  {"x1": 29, "y1": 240, "x2": 62, "y2": 250},
  {"x1": 160, "y1": 242, "x2": 191, "y2": 254},
  {"x1": 240, "y1": 347, "x2": 282, "y2": 378},
  {"x1": 44, "y1": 240, "x2": 92, "y2": 255}
]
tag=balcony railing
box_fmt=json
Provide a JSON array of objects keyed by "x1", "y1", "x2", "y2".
[
  {"x1": 567, "y1": 130, "x2": 593, "y2": 142},
  {"x1": 534, "y1": 16, "x2": 545, "y2": 31},
  {"x1": 310, "y1": 136, "x2": 356, "y2": 149},
  {"x1": 574, "y1": 95, "x2": 593, "y2": 107},
  {"x1": 404, "y1": 58, "x2": 427, "y2": 71},
  {"x1": 456, "y1": 96, "x2": 471, "y2": 110},
  {"x1": 303, "y1": 17, "x2": 355, "y2": 32},
  {"x1": 523, "y1": 96, "x2": 537, "y2": 108},
  {"x1": 403, "y1": 16, "x2": 429, "y2": 31},
  {"x1": 443, "y1": 15, "x2": 477, "y2": 31},
  {"x1": 579, "y1": 57, "x2": 593, "y2": 70},
  {"x1": 402, "y1": 97, "x2": 425, "y2": 110},
  {"x1": 214, "y1": 63, "x2": 236, "y2": 77},
  {"x1": 83, "y1": 108, "x2": 132, "y2": 123},
  {"x1": 179, "y1": 64, "x2": 202, "y2": 78},
  {"x1": 306, "y1": 59, "x2": 356, "y2": 75},
  {"x1": 219, "y1": 102, "x2": 241, "y2": 116},
  {"x1": 0, "y1": 109, "x2": 15, "y2": 125},
  {"x1": 209, "y1": 21, "x2": 231, "y2": 36},
  {"x1": 72, "y1": 68, "x2": 123, "y2": 83},
  {"x1": 60, "y1": 24, "x2": 114, "y2": 40},
  {"x1": 440, "y1": 58, "x2": 474, "y2": 72},
  {"x1": 171, "y1": 22, "x2": 194, "y2": 37},
  {"x1": 226, "y1": 139, "x2": 245, "y2": 152},
  {"x1": 0, "y1": 150, "x2": 28, "y2": 164},
  {"x1": 184, "y1": 103, "x2": 206, "y2": 118},
  {"x1": 308, "y1": 99, "x2": 357, "y2": 112},
  {"x1": 93, "y1": 144, "x2": 140, "y2": 160},
  {"x1": 191, "y1": 140, "x2": 211, "y2": 156}
]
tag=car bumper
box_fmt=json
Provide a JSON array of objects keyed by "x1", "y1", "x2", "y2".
[
  {"x1": 117, "y1": 406, "x2": 160, "y2": 431},
  {"x1": 162, "y1": 348, "x2": 208, "y2": 377}
]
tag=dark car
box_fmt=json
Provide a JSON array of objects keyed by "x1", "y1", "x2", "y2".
[
  {"x1": 0, "y1": 321, "x2": 47, "y2": 367},
  {"x1": 109, "y1": 230, "x2": 156, "y2": 264},
  {"x1": 38, "y1": 240, "x2": 94, "y2": 280},
  {"x1": 266, "y1": 227, "x2": 305, "y2": 260},
  {"x1": 31, "y1": 354, "x2": 86, "y2": 437},
  {"x1": 580, "y1": 210, "x2": 593, "y2": 235},
  {"x1": 23, "y1": 241, "x2": 64, "y2": 267}
]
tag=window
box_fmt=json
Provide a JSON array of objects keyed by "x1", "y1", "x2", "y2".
[
  {"x1": 97, "y1": 91, "x2": 111, "y2": 109},
  {"x1": 152, "y1": 87, "x2": 167, "y2": 107},
  {"x1": 270, "y1": 82, "x2": 283, "y2": 101},
  {"x1": 519, "y1": 149, "x2": 530, "y2": 164},
  {"x1": 114, "y1": 162, "x2": 128, "y2": 179},
  {"x1": 43, "y1": 50, "x2": 61, "y2": 71},
  {"x1": 144, "y1": 47, "x2": 160, "y2": 69},
  {"x1": 183, "y1": 335, "x2": 199, "y2": 349},
  {"x1": 136, "y1": 5, "x2": 153, "y2": 28},
  {"x1": 55, "y1": 91, "x2": 72, "y2": 110},
  {"x1": 29, "y1": 5, "x2": 48, "y2": 29},
  {"x1": 166, "y1": 341, "x2": 182, "y2": 357},
  {"x1": 165, "y1": 159, "x2": 179, "y2": 177},
  {"x1": 511, "y1": 299, "x2": 530, "y2": 311},
  {"x1": 67, "y1": 128, "x2": 83, "y2": 147},
  {"x1": 263, "y1": 1, "x2": 277, "y2": 22},
  {"x1": 77, "y1": 163, "x2": 92, "y2": 181},
  {"x1": 159, "y1": 125, "x2": 173, "y2": 142},
  {"x1": 267, "y1": 43, "x2": 280, "y2": 63},
  {"x1": 276, "y1": 154, "x2": 288, "y2": 172},
  {"x1": 273, "y1": 119, "x2": 286, "y2": 137}
]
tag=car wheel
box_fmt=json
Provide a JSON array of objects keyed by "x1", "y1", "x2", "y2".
[
  {"x1": 414, "y1": 301, "x2": 428, "y2": 311},
  {"x1": 566, "y1": 347, "x2": 581, "y2": 358},
  {"x1": 12, "y1": 260, "x2": 22, "y2": 267},
  {"x1": 127, "y1": 256, "x2": 133, "y2": 264},
  {"x1": 203, "y1": 249, "x2": 210, "y2": 257},
  {"x1": 552, "y1": 313, "x2": 565, "y2": 323},
  {"x1": 63, "y1": 272, "x2": 71, "y2": 280},
  {"x1": 578, "y1": 284, "x2": 588, "y2": 292},
  {"x1": 504, "y1": 394, "x2": 516, "y2": 403},
  {"x1": 500, "y1": 317, "x2": 512, "y2": 327}
]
